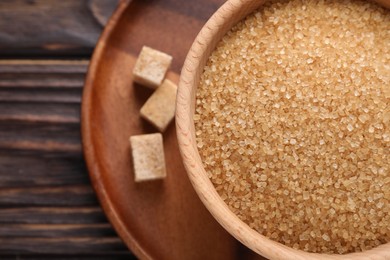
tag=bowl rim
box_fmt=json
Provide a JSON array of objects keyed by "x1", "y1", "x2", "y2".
[
  {"x1": 81, "y1": 1, "x2": 154, "y2": 259},
  {"x1": 176, "y1": 0, "x2": 390, "y2": 259}
]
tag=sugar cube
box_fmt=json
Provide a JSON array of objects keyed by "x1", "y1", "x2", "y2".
[
  {"x1": 133, "y1": 46, "x2": 172, "y2": 89},
  {"x1": 140, "y1": 79, "x2": 177, "y2": 132},
  {"x1": 129, "y1": 133, "x2": 166, "y2": 182}
]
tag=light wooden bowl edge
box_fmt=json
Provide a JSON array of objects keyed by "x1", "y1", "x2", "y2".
[{"x1": 176, "y1": 0, "x2": 390, "y2": 259}]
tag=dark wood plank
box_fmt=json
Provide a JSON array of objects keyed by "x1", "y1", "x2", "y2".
[
  {"x1": 0, "y1": 88, "x2": 82, "y2": 103},
  {"x1": 0, "y1": 237, "x2": 128, "y2": 253},
  {"x1": 0, "y1": 154, "x2": 87, "y2": 187},
  {"x1": 0, "y1": 16, "x2": 133, "y2": 256},
  {"x1": 0, "y1": 223, "x2": 116, "y2": 237},
  {"x1": 0, "y1": 60, "x2": 87, "y2": 88},
  {"x1": 0, "y1": 60, "x2": 88, "y2": 74},
  {"x1": 0, "y1": 121, "x2": 80, "y2": 140},
  {"x1": 0, "y1": 122, "x2": 81, "y2": 153},
  {"x1": 0, "y1": 1, "x2": 121, "y2": 57},
  {"x1": 0, "y1": 207, "x2": 108, "y2": 224},
  {"x1": 0, "y1": 185, "x2": 98, "y2": 207},
  {"x1": 0, "y1": 59, "x2": 133, "y2": 257},
  {"x1": 0, "y1": 253, "x2": 136, "y2": 260},
  {"x1": 0, "y1": 103, "x2": 79, "y2": 124},
  {"x1": 0, "y1": 61, "x2": 85, "y2": 128},
  {"x1": 0, "y1": 79, "x2": 84, "y2": 88},
  {"x1": 0, "y1": 138, "x2": 81, "y2": 153}
]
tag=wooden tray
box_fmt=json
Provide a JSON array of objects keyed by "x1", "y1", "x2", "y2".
[{"x1": 82, "y1": 0, "x2": 263, "y2": 259}]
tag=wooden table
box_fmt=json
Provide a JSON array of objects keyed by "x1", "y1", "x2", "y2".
[{"x1": 0, "y1": 1, "x2": 135, "y2": 258}]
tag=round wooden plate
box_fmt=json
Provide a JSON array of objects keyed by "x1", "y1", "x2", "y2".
[{"x1": 82, "y1": 0, "x2": 263, "y2": 259}]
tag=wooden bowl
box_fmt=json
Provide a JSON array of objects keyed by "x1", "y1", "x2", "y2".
[
  {"x1": 82, "y1": 0, "x2": 268, "y2": 259},
  {"x1": 176, "y1": 0, "x2": 390, "y2": 259}
]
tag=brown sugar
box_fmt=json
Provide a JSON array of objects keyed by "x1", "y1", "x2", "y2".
[{"x1": 195, "y1": 0, "x2": 390, "y2": 254}]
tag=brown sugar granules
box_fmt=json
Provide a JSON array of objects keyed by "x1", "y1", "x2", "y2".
[{"x1": 194, "y1": 0, "x2": 390, "y2": 254}]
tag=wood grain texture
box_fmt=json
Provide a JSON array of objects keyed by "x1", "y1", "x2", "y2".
[
  {"x1": 1, "y1": 252, "x2": 137, "y2": 260},
  {"x1": 0, "y1": 237, "x2": 127, "y2": 253},
  {"x1": 0, "y1": 154, "x2": 88, "y2": 187},
  {"x1": 0, "y1": 104, "x2": 80, "y2": 124},
  {"x1": 0, "y1": 207, "x2": 107, "y2": 224},
  {"x1": 0, "y1": 186, "x2": 97, "y2": 206},
  {"x1": 0, "y1": 60, "x2": 132, "y2": 258},
  {"x1": 176, "y1": 0, "x2": 390, "y2": 260},
  {"x1": 0, "y1": 0, "x2": 132, "y2": 257},
  {"x1": 0, "y1": 223, "x2": 116, "y2": 237},
  {"x1": 0, "y1": 254, "x2": 136, "y2": 260},
  {"x1": 0, "y1": 0, "x2": 121, "y2": 57}
]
